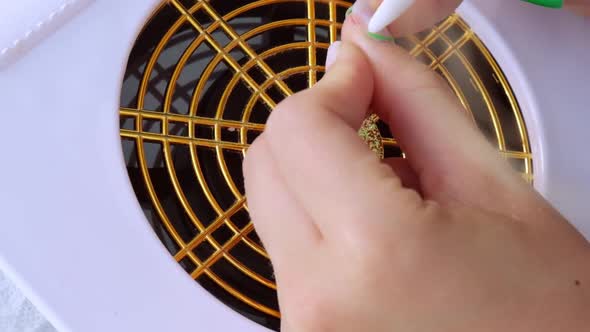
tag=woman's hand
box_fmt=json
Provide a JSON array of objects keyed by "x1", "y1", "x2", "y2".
[{"x1": 243, "y1": 9, "x2": 590, "y2": 332}]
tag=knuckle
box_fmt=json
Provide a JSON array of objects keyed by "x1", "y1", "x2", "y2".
[
  {"x1": 244, "y1": 136, "x2": 265, "y2": 170},
  {"x1": 266, "y1": 91, "x2": 338, "y2": 145},
  {"x1": 266, "y1": 99, "x2": 293, "y2": 132},
  {"x1": 266, "y1": 93, "x2": 316, "y2": 134}
]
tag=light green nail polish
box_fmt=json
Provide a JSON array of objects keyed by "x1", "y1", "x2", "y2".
[
  {"x1": 367, "y1": 32, "x2": 395, "y2": 42},
  {"x1": 521, "y1": 0, "x2": 563, "y2": 8},
  {"x1": 345, "y1": 6, "x2": 353, "y2": 17}
]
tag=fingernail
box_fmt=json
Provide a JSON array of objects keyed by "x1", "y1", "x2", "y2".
[
  {"x1": 521, "y1": 0, "x2": 563, "y2": 8},
  {"x1": 326, "y1": 41, "x2": 342, "y2": 70},
  {"x1": 349, "y1": 0, "x2": 375, "y2": 26},
  {"x1": 349, "y1": 0, "x2": 395, "y2": 42}
]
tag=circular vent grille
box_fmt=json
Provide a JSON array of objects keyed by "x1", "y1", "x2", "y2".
[{"x1": 119, "y1": 0, "x2": 533, "y2": 330}]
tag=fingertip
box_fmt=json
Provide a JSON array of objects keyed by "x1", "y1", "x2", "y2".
[{"x1": 323, "y1": 41, "x2": 371, "y2": 77}]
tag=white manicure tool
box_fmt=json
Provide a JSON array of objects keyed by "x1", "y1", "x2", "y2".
[{"x1": 368, "y1": 0, "x2": 415, "y2": 33}]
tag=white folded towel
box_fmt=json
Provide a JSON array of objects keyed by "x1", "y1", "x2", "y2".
[
  {"x1": 0, "y1": 0, "x2": 93, "y2": 68},
  {"x1": 0, "y1": 270, "x2": 56, "y2": 332}
]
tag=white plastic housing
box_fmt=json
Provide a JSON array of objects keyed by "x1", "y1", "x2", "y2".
[{"x1": 0, "y1": 0, "x2": 588, "y2": 331}]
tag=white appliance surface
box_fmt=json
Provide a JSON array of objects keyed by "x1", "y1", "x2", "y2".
[
  {"x1": 0, "y1": 0, "x2": 588, "y2": 331},
  {"x1": 0, "y1": 0, "x2": 94, "y2": 68}
]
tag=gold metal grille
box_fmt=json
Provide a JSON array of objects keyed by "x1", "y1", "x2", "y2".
[{"x1": 119, "y1": 0, "x2": 533, "y2": 330}]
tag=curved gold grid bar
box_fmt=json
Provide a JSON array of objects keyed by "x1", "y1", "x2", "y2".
[{"x1": 120, "y1": 1, "x2": 533, "y2": 330}]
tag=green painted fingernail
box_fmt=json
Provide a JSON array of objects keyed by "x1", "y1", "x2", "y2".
[
  {"x1": 346, "y1": 6, "x2": 353, "y2": 17},
  {"x1": 522, "y1": 0, "x2": 563, "y2": 8},
  {"x1": 367, "y1": 32, "x2": 395, "y2": 42}
]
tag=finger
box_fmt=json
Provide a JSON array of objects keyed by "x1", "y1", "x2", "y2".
[
  {"x1": 352, "y1": 0, "x2": 462, "y2": 37},
  {"x1": 264, "y1": 42, "x2": 425, "y2": 238},
  {"x1": 315, "y1": 41, "x2": 373, "y2": 128},
  {"x1": 341, "y1": 17, "x2": 539, "y2": 219},
  {"x1": 243, "y1": 134, "x2": 321, "y2": 264}
]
